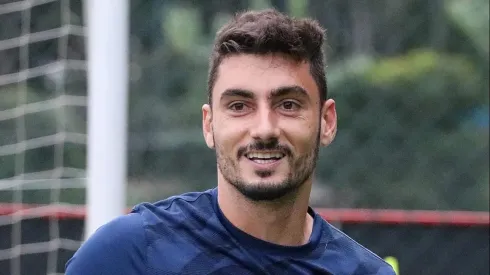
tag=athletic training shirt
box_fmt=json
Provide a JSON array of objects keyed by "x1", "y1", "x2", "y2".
[{"x1": 65, "y1": 188, "x2": 395, "y2": 275}]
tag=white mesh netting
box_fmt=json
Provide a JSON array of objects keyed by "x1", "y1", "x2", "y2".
[{"x1": 0, "y1": 0, "x2": 87, "y2": 274}]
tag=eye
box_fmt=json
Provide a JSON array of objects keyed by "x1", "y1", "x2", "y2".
[
  {"x1": 279, "y1": 100, "x2": 300, "y2": 111},
  {"x1": 229, "y1": 102, "x2": 249, "y2": 112}
]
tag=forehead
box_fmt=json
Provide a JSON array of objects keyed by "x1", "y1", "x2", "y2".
[{"x1": 212, "y1": 54, "x2": 319, "y2": 101}]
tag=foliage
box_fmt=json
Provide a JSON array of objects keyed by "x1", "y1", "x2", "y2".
[
  {"x1": 320, "y1": 50, "x2": 488, "y2": 210},
  {"x1": 446, "y1": 0, "x2": 489, "y2": 60}
]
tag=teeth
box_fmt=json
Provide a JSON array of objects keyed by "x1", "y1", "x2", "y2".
[
  {"x1": 253, "y1": 159, "x2": 277, "y2": 164},
  {"x1": 246, "y1": 152, "x2": 284, "y2": 159}
]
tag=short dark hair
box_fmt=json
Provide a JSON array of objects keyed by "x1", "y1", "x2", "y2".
[{"x1": 207, "y1": 9, "x2": 328, "y2": 105}]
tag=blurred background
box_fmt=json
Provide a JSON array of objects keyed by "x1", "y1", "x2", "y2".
[
  {"x1": 1, "y1": 0, "x2": 488, "y2": 210},
  {"x1": 0, "y1": 0, "x2": 488, "y2": 274}
]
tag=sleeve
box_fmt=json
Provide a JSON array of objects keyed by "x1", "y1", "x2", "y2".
[{"x1": 65, "y1": 213, "x2": 147, "y2": 275}]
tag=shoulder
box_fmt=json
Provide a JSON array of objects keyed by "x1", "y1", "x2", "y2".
[
  {"x1": 65, "y1": 213, "x2": 147, "y2": 274},
  {"x1": 131, "y1": 188, "x2": 216, "y2": 227},
  {"x1": 322, "y1": 221, "x2": 396, "y2": 275},
  {"x1": 66, "y1": 189, "x2": 216, "y2": 274}
]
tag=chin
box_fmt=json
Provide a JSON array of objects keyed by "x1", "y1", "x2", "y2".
[{"x1": 232, "y1": 180, "x2": 299, "y2": 202}]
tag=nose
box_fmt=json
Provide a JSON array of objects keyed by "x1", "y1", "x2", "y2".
[{"x1": 249, "y1": 106, "x2": 280, "y2": 141}]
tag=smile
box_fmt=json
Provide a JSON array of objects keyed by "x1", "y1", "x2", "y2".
[{"x1": 245, "y1": 151, "x2": 285, "y2": 164}]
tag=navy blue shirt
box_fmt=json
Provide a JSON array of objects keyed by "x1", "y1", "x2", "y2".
[{"x1": 66, "y1": 188, "x2": 395, "y2": 274}]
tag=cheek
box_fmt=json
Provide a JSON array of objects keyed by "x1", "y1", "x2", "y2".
[
  {"x1": 281, "y1": 120, "x2": 319, "y2": 149},
  {"x1": 213, "y1": 120, "x2": 246, "y2": 149}
]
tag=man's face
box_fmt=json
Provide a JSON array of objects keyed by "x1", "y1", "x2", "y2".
[{"x1": 202, "y1": 54, "x2": 336, "y2": 201}]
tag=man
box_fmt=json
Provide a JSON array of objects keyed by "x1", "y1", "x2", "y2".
[{"x1": 66, "y1": 9, "x2": 395, "y2": 275}]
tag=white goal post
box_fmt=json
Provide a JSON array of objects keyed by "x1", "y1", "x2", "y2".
[{"x1": 84, "y1": 0, "x2": 130, "y2": 239}]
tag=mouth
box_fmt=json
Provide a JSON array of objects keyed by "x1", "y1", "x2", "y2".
[{"x1": 245, "y1": 151, "x2": 285, "y2": 164}]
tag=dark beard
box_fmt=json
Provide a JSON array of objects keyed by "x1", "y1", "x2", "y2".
[{"x1": 215, "y1": 132, "x2": 320, "y2": 202}]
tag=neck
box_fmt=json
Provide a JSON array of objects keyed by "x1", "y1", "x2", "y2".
[{"x1": 217, "y1": 175, "x2": 314, "y2": 246}]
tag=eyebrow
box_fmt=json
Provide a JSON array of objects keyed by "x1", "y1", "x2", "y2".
[
  {"x1": 220, "y1": 88, "x2": 255, "y2": 101},
  {"x1": 269, "y1": 85, "x2": 309, "y2": 99},
  {"x1": 220, "y1": 85, "x2": 309, "y2": 102}
]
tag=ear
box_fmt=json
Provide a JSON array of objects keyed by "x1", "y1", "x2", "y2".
[
  {"x1": 320, "y1": 99, "x2": 337, "y2": 147},
  {"x1": 202, "y1": 104, "x2": 214, "y2": 149}
]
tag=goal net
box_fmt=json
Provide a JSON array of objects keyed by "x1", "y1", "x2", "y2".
[{"x1": 0, "y1": 0, "x2": 88, "y2": 274}]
